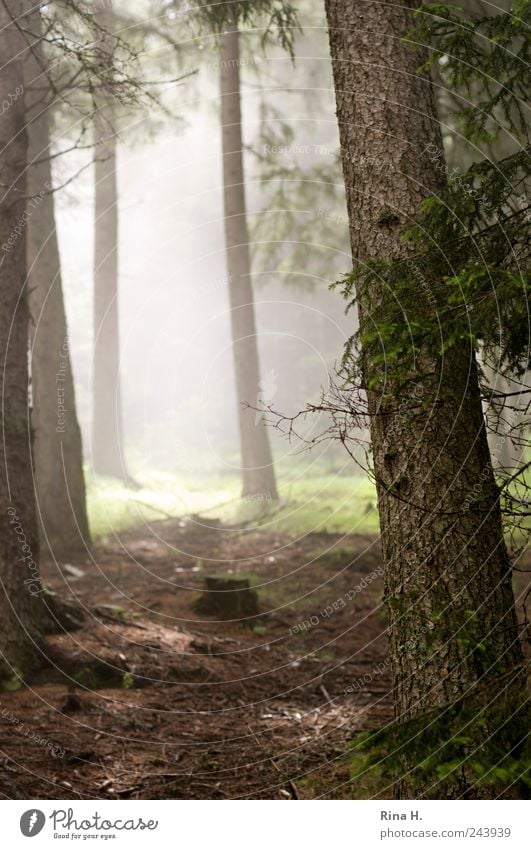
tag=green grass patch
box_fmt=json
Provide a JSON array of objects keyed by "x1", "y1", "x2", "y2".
[{"x1": 86, "y1": 467, "x2": 378, "y2": 541}]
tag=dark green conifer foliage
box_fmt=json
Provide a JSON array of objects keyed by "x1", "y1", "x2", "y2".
[{"x1": 338, "y1": 1, "x2": 530, "y2": 400}]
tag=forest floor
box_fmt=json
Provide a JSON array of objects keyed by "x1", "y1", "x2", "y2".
[
  {"x1": 0, "y1": 514, "x2": 527, "y2": 800},
  {"x1": 0, "y1": 513, "x2": 397, "y2": 800}
]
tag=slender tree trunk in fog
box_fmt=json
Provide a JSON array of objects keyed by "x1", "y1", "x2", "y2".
[
  {"x1": 485, "y1": 369, "x2": 524, "y2": 474},
  {"x1": 220, "y1": 28, "x2": 278, "y2": 500},
  {"x1": 325, "y1": 0, "x2": 525, "y2": 797},
  {"x1": 25, "y1": 11, "x2": 91, "y2": 554},
  {"x1": 92, "y1": 0, "x2": 129, "y2": 481},
  {"x1": 0, "y1": 0, "x2": 42, "y2": 684}
]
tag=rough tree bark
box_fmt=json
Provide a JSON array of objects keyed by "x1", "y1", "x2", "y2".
[
  {"x1": 25, "y1": 10, "x2": 91, "y2": 554},
  {"x1": 325, "y1": 0, "x2": 525, "y2": 797},
  {"x1": 92, "y1": 0, "x2": 129, "y2": 481},
  {"x1": 219, "y1": 28, "x2": 278, "y2": 500},
  {"x1": 0, "y1": 0, "x2": 43, "y2": 684}
]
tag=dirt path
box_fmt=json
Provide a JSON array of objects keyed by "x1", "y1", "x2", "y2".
[{"x1": 0, "y1": 518, "x2": 393, "y2": 799}]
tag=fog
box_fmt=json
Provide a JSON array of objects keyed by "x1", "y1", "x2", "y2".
[{"x1": 56, "y1": 24, "x2": 354, "y2": 482}]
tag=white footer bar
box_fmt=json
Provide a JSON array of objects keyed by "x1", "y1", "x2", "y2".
[{"x1": 3, "y1": 799, "x2": 527, "y2": 848}]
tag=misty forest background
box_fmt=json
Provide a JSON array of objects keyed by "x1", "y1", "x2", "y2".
[{"x1": 0, "y1": 0, "x2": 529, "y2": 800}]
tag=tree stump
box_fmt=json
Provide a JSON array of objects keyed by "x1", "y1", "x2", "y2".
[{"x1": 193, "y1": 576, "x2": 259, "y2": 620}]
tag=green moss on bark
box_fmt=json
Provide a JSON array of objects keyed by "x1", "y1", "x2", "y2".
[{"x1": 348, "y1": 681, "x2": 530, "y2": 799}]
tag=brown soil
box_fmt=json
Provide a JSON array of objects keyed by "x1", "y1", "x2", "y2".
[{"x1": 0, "y1": 517, "x2": 402, "y2": 799}]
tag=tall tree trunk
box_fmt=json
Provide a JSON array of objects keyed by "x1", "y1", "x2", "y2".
[
  {"x1": 0, "y1": 0, "x2": 42, "y2": 684},
  {"x1": 325, "y1": 0, "x2": 525, "y2": 797},
  {"x1": 92, "y1": 0, "x2": 128, "y2": 481},
  {"x1": 485, "y1": 369, "x2": 524, "y2": 474},
  {"x1": 25, "y1": 10, "x2": 91, "y2": 555},
  {"x1": 219, "y1": 28, "x2": 278, "y2": 500}
]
